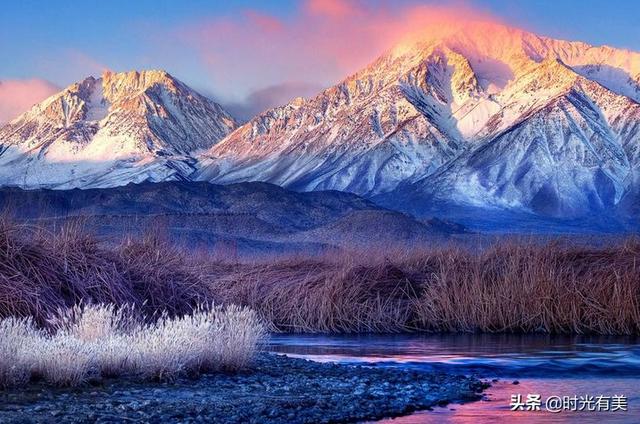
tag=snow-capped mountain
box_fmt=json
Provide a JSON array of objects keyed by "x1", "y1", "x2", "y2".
[
  {"x1": 383, "y1": 61, "x2": 640, "y2": 217},
  {"x1": 195, "y1": 22, "x2": 640, "y2": 218},
  {"x1": 2, "y1": 23, "x2": 640, "y2": 221},
  {"x1": 0, "y1": 70, "x2": 236, "y2": 189}
]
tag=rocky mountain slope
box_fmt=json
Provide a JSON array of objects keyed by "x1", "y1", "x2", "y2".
[
  {"x1": 195, "y1": 23, "x2": 640, "y2": 219},
  {"x1": 377, "y1": 59, "x2": 640, "y2": 218},
  {"x1": 0, "y1": 70, "x2": 236, "y2": 189}
]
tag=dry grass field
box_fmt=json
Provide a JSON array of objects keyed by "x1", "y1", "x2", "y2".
[{"x1": 1, "y1": 216, "x2": 638, "y2": 337}]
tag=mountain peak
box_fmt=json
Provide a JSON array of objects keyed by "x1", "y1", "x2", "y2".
[
  {"x1": 2, "y1": 28, "x2": 640, "y2": 223},
  {"x1": 102, "y1": 69, "x2": 174, "y2": 87},
  {"x1": 0, "y1": 69, "x2": 237, "y2": 189},
  {"x1": 98, "y1": 69, "x2": 185, "y2": 102},
  {"x1": 196, "y1": 26, "x2": 640, "y2": 211}
]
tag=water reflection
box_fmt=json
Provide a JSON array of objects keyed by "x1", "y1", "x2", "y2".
[
  {"x1": 267, "y1": 334, "x2": 640, "y2": 423},
  {"x1": 268, "y1": 333, "x2": 640, "y2": 377},
  {"x1": 385, "y1": 379, "x2": 638, "y2": 424}
]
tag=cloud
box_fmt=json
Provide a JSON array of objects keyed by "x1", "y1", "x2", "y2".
[
  {"x1": 0, "y1": 79, "x2": 59, "y2": 123},
  {"x1": 5, "y1": 1, "x2": 505, "y2": 123},
  {"x1": 65, "y1": 50, "x2": 111, "y2": 76},
  {"x1": 221, "y1": 82, "x2": 326, "y2": 121},
  {"x1": 32, "y1": 49, "x2": 112, "y2": 89},
  {"x1": 176, "y1": 0, "x2": 503, "y2": 97},
  {"x1": 305, "y1": 0, "x2": 357, "y2": 18}
]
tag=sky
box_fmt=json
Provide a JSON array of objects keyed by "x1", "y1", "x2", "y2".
[{"x1": 1, "y1": 0, "x2": 639, "y2": 122}]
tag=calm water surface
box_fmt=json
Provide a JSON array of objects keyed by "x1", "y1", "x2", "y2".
[{"x1": 267, "y1": 334, "x2": 640, "y2": 423}]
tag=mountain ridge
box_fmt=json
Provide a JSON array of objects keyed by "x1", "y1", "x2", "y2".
[
  {"x1": 0, "y1": 180, "x2": 455, "y2": 253},
  {"x1": 2, "y1": 23, "x2": 640, "y2": 224},
  {"x1": 0, "y1": 69, "x2": 236, "y2": 189},
  {"x1": 194, "y1": 23, "x2": 640, "y2": 219}
]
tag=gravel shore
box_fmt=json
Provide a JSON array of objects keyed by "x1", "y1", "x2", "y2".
[{"x1": 0, "y1": 353, "x2": 487, "y2": 423}]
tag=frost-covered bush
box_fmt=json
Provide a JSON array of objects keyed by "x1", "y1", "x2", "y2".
[
  {"x1": 0, "y1": 304, "x2": 266, "y2": 388},
  {"x1": 0, "y1": 317, "x2": 39, "y2": 388}
]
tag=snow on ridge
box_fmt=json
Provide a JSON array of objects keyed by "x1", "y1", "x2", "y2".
[
  {"x1": 1, "y1": 26, "x2": 640, "y2": 220},
  {"x1": 194, "y1": 26, "x2": 640, "y2": 217},
  {"x1": 0, "y1": 69, "x2": 237, "y2": 189}
]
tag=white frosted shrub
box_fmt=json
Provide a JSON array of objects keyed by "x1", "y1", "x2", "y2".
[
  {"x1": 206, "y1": 305, "x2": 266, "y2": 371},
  {"x1": 0, "y1": 304, "x2": 266, "y2": 388},
  {"x1": 52, "y1": 304, "x2": 140, "y2": 378},
  {"x1": 133, "y1": 305, "x2": 266, "y2": 380},
  {"x1": 96, "y1": 333, "x2": 140, "y2": 378},
  {"x1": 0, "y1": 317, "x2": 40, "y2": 388},
  {"x1": 133, "y1": 314, "x2": 198, "y2": 380},
  {"x1": 32, "y1": 336, "x2": 94, "y2": 386},
  {"x1": 53, "y1": 304, "x2": 129, "y2": 342}
]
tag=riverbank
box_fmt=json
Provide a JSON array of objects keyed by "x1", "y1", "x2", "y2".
[
  {"x1": 0, "y1": 353, "x2": 487, "y2": 423},
  {"x1": 269, "y1": 333, "x2": 640, "y2": 424}
]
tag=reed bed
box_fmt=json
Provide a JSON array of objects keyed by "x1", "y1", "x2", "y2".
[
  {"x1": 0, "y1": 216, "x2": 638, "y2": 335},
  {"x1": 0, "y1": 218, "x2": 209, "y2": 326},
  {"x1": 207, "y1": 239, "x2": 640, "y2": 335}
]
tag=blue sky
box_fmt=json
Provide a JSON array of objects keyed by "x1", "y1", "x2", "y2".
[{"x1": 1, "y1": 0, "x2": 639, "y2": 119}]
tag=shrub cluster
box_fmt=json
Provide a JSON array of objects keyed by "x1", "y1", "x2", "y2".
[
  {"x1": 0, "y1": 218, "x2": 209, "y2": 326},
  {"x1": 1, "y1": 216, "x2": 638, "y2": 336},
  {"x1": 0, "y1": 304, "x2": 265, "y2": 388}
]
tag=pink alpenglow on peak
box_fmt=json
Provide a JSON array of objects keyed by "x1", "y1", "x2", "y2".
[
  {"x1": 178, "y1": 2, "x2": 505, "y2": 99},
  {"x1": 194, "y1": 23, "x2": 640, "y2": 218}
]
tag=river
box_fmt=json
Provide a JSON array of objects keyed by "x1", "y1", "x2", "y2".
[{"x1": 267, "y1": 334, "x2": 640, "y2": 423}]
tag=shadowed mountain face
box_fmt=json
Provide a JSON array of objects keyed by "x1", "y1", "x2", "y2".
[{"x1": 0, "y1": 181, "x2": 457, "y2": 255}]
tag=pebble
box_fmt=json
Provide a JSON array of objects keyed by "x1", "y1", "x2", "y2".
[{"x1": 0, "y1": 353, "x2": 488, "y2": 423}]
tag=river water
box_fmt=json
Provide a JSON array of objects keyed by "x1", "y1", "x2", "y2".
[{"x1": 267, "y1": 334, "x2": 640, "y2": 423}]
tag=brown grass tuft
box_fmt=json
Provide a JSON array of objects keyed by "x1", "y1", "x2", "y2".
[{"x1": 0, "y1": 217, "x2": 209, "y2": 326}]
